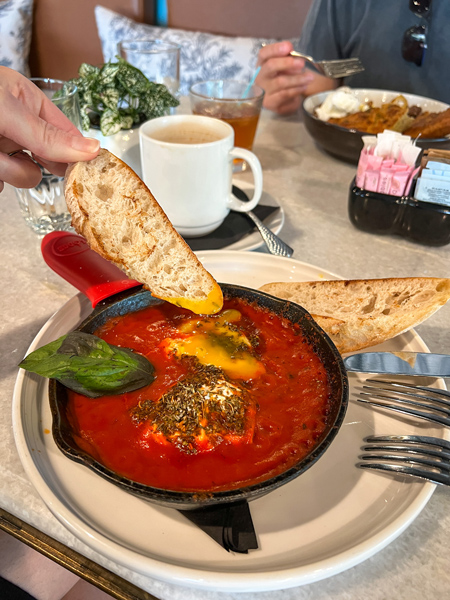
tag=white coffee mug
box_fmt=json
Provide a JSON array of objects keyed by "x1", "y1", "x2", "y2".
[{"x1": 139, "y1": 114, "x2": 263, "y2": 236}]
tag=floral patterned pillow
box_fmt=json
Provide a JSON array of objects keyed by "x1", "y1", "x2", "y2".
[
  {"x1": 0, "y1": 0, "x2": 33, "y2": 75},
  {"x1": 95, "y1": 5, "x2": 298, "y2": 96}
]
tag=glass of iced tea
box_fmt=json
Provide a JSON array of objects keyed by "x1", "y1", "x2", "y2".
[{"x1": 189, "y1": 80, "x2": 264, "y2": 171}]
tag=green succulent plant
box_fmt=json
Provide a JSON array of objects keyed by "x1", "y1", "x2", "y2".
[{"x1": 58, "y1": 57, "x2": 179, "y2": 136}]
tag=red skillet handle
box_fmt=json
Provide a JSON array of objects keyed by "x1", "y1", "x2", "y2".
[{"x1": 41, "y1": 231, "x2": 141, "y2": 307}]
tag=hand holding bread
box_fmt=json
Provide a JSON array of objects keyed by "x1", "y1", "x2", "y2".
[
  {"x1": 64, "y1": 149, "x2": 223, "y2": 315},
  {"x1": 259, "y1": 278, "x2": 450, "y2": 354}
]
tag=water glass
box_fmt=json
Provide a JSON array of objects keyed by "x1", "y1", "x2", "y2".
[
  {"x1": 189, "y1": 80, "x2": 264, "y2": 172},
  {"x1": 119, "y1": 39, "x2": 180, "y2": 98},
  {"x1": 15, "y1": 170, "x2": 70, "y2": 235},
  {"x1": 15, "y1": 78, "x2": 82, "y2": 235},
  {"x1": 32, "y1": 78, "x2": 83, "y2": 131}
]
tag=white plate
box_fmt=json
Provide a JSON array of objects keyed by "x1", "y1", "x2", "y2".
[{"x1": 12, "y1": 252, "x2": 446, "y2": 593}]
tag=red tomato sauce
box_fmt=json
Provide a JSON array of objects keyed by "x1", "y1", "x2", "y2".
[{"x1": 66, "y1": 298, "x2": 333, "y2": 492}]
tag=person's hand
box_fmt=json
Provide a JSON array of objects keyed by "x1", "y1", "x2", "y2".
[
  {"x1": 255, "y1": 41, "x2": 336, "y2": 115},
  {"x1": 0, "y1": 66, "x2": 100, "y2": 193}
]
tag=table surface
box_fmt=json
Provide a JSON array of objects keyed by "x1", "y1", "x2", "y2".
[{"x1": 1, "y1": 102, "x2": 450, "y2": 600}]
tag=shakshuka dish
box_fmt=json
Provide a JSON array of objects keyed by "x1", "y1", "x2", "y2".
[{"x1": 64, "y1": 296, "x2": 337, "y2": 493}]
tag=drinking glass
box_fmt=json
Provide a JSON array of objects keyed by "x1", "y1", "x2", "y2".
[
  {"x1": 15, "y1": 79, "x2": 82, "y2": 236},
  {"x1": 189, "y1": 80, "x2": 264, "y2": 171},
  {"x1": 119, "y1": 39, "x2": 180, "y2": 98}
]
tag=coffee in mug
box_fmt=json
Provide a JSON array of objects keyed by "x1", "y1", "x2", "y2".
[
  {"x1": 139, "y1": 115, "x2": 263, "y2": 237},
  {"x1": 148, "y1": 123, "x2": 223, "y2": 144}
]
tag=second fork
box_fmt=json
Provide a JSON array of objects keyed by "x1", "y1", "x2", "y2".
[
  {"x1": 358, "y1": 435, "x2": 450, "y2": 486},
  {"x1": 356, "y1": 379, "x2": 450, "y2": 428}
]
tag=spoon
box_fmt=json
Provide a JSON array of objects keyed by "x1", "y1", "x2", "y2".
[
  {"x1": 232, "y1": 186, "x2": 293, "y2": 257},
  {"x1": 244, "y1": 210, "x2": 294, "y2": 257}
]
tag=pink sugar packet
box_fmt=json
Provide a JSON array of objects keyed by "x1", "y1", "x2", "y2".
[
  {"x1": 364, "y1": 169, "x2": 380, "y2": 192},
  {"x1": 390, "y1": 163, "x2": 410, "y2": 171},
  {"x1": 390, "y1": 170, "x2": 410, "y2": 196},
  {"x1": 356, "y1": 149, "x2": 369, "y2": 188},
  {"x1": 377, "y1": 167, "x2": 394, "y2": 194},
  {"x1": 404, "y1": 166, "x2": 420, "y2": 196}
]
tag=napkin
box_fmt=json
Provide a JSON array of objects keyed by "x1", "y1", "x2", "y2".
[{"x1": 179, "y1": 500, "x2": 258, "y2": 553}]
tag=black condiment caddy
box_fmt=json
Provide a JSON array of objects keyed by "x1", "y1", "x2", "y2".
[{"x1": 348, "y1": 177, "x2": 450, "y2": 246}]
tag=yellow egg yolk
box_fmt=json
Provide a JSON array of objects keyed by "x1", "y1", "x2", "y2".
[
  {"x1": 157, "y1": 282, "x2": 223, "y2": 315},
  {"x1": 163, "y1": 309, "x2": 265, "y2": 379}
]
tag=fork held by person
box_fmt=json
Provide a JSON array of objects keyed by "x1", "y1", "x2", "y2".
[{"x1": 256, "y1": 0, "x2": 450, "y2": 115}]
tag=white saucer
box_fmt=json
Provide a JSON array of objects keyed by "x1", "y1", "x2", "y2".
[{"x1": 12, "y1": 253, "x2": 445, "y2": 592}]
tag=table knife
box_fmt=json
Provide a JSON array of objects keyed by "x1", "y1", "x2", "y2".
[{"x1": 343, "y1": 352, "x2": 450, "y2": 377}]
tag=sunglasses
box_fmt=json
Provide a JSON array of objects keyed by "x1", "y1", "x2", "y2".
[{"x1": 402, "y1": 0, "x2": 432, "y2": 66}]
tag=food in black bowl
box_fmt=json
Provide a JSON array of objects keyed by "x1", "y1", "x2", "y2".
[
  {"x1": 303, "y1": 89, "x2": 450, "y2": 164},
  {"x1": 46, "y1": 283, "x2": 348, "y2": 511}
]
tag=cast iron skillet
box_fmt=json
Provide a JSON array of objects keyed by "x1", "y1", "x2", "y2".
[{"x1": 42, "y1": 232, "x2": 349, "y2": 511}]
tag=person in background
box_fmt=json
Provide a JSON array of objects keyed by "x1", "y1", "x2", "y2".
[
  {"x1": 0, "y1": 66, "x2": 99, "y2": 194},
  {"x1": 256, "y1": 0, "x2": 446, "y2": 115}
]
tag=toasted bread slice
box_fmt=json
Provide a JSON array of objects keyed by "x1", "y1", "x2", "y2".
[
  {"x1": 259, "y1": 278, "x2": 450, "y2": 354},
  {"x1": 64, "y1": 149, "x2": 223, "y2": 315},
  {"x1": 403, "y1": 107, "x2": 450, "y2": 139}
]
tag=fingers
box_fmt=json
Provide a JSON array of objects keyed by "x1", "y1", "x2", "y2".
[
  {"x1": 32, "y1": 154, "x2": 68, "y2": 177},
  {"x1": 0, "y1": 82, "x2": 100, "y2": 165},
  {"x1": 258, "y1": 41, "x2": 295, "y2": 65},
  {"x1": 0, "y1": 151, "x2": 42, "y2": 189},
  {"x1": 257, "y1": 68, "x2": 316, "y2": 115},
  {"x1": 255, "y1": 41, "x2": 316, "y2": 115},
  {"x1": 260, "y1": 56, "x2": 307, "y2": 80},
  {"x1": 263, "y1": 87, "x2": 306, "y2": 115}
]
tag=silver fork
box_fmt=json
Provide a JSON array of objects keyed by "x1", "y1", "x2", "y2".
[
  {"x1": 358, "y1": 435, "x2": 450, "y2": 486},
  {"x1": 356, "y1": 379, "x2": 450, "y2": 427},
  {"x1": 290, "y1": 51, "x2": 364, "y2": 79}
]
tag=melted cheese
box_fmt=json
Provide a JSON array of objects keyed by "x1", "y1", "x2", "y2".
[{"x1": 157, "y1": 282, "x2": 223, "y2": 315}]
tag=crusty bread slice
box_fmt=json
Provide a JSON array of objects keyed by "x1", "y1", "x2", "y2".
[
  {"x1": 259, "y1": 278, "x2": 450, "y2": 354},
  {"x1": 64, "y1": 149, "x2": 223, "y2": 315}
]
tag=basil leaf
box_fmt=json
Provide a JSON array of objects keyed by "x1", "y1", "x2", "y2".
[{"x1": 20, "y1": 332, "x2": 155, "y2": 398}]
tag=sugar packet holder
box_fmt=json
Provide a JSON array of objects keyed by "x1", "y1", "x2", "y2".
[
  {"x1": 349, "y1": 142, "x2": 450, "y2": 246},
  {"x1": 348, "y1": 177, "x2": 450, "y2": 246},
  {"x1": 355, "y1": 130, "x2": 421, "y2": 196}
]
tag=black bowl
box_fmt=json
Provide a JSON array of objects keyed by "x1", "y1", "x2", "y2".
[
  {"x1": 303, "y1": 89, "x2": 450, "y2": 164},
  {"x1": 49, "y1": 283, "x2": 349, "y2": 510}
]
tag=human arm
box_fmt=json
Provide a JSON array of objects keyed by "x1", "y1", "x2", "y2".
[
  {"x1": 0, "y1": 67, "x2": 100, "y2": 193},
  {"x1": 255, "y1": 41, "x2": 337, "y2": 115}
]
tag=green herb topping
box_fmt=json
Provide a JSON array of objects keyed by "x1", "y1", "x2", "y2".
[
  {"x1": 20, "y1": 332, "x2": 155, "y2": 398},
  {"x1": 131, "y1": 363, "x2": 255, "y2": 454}
]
